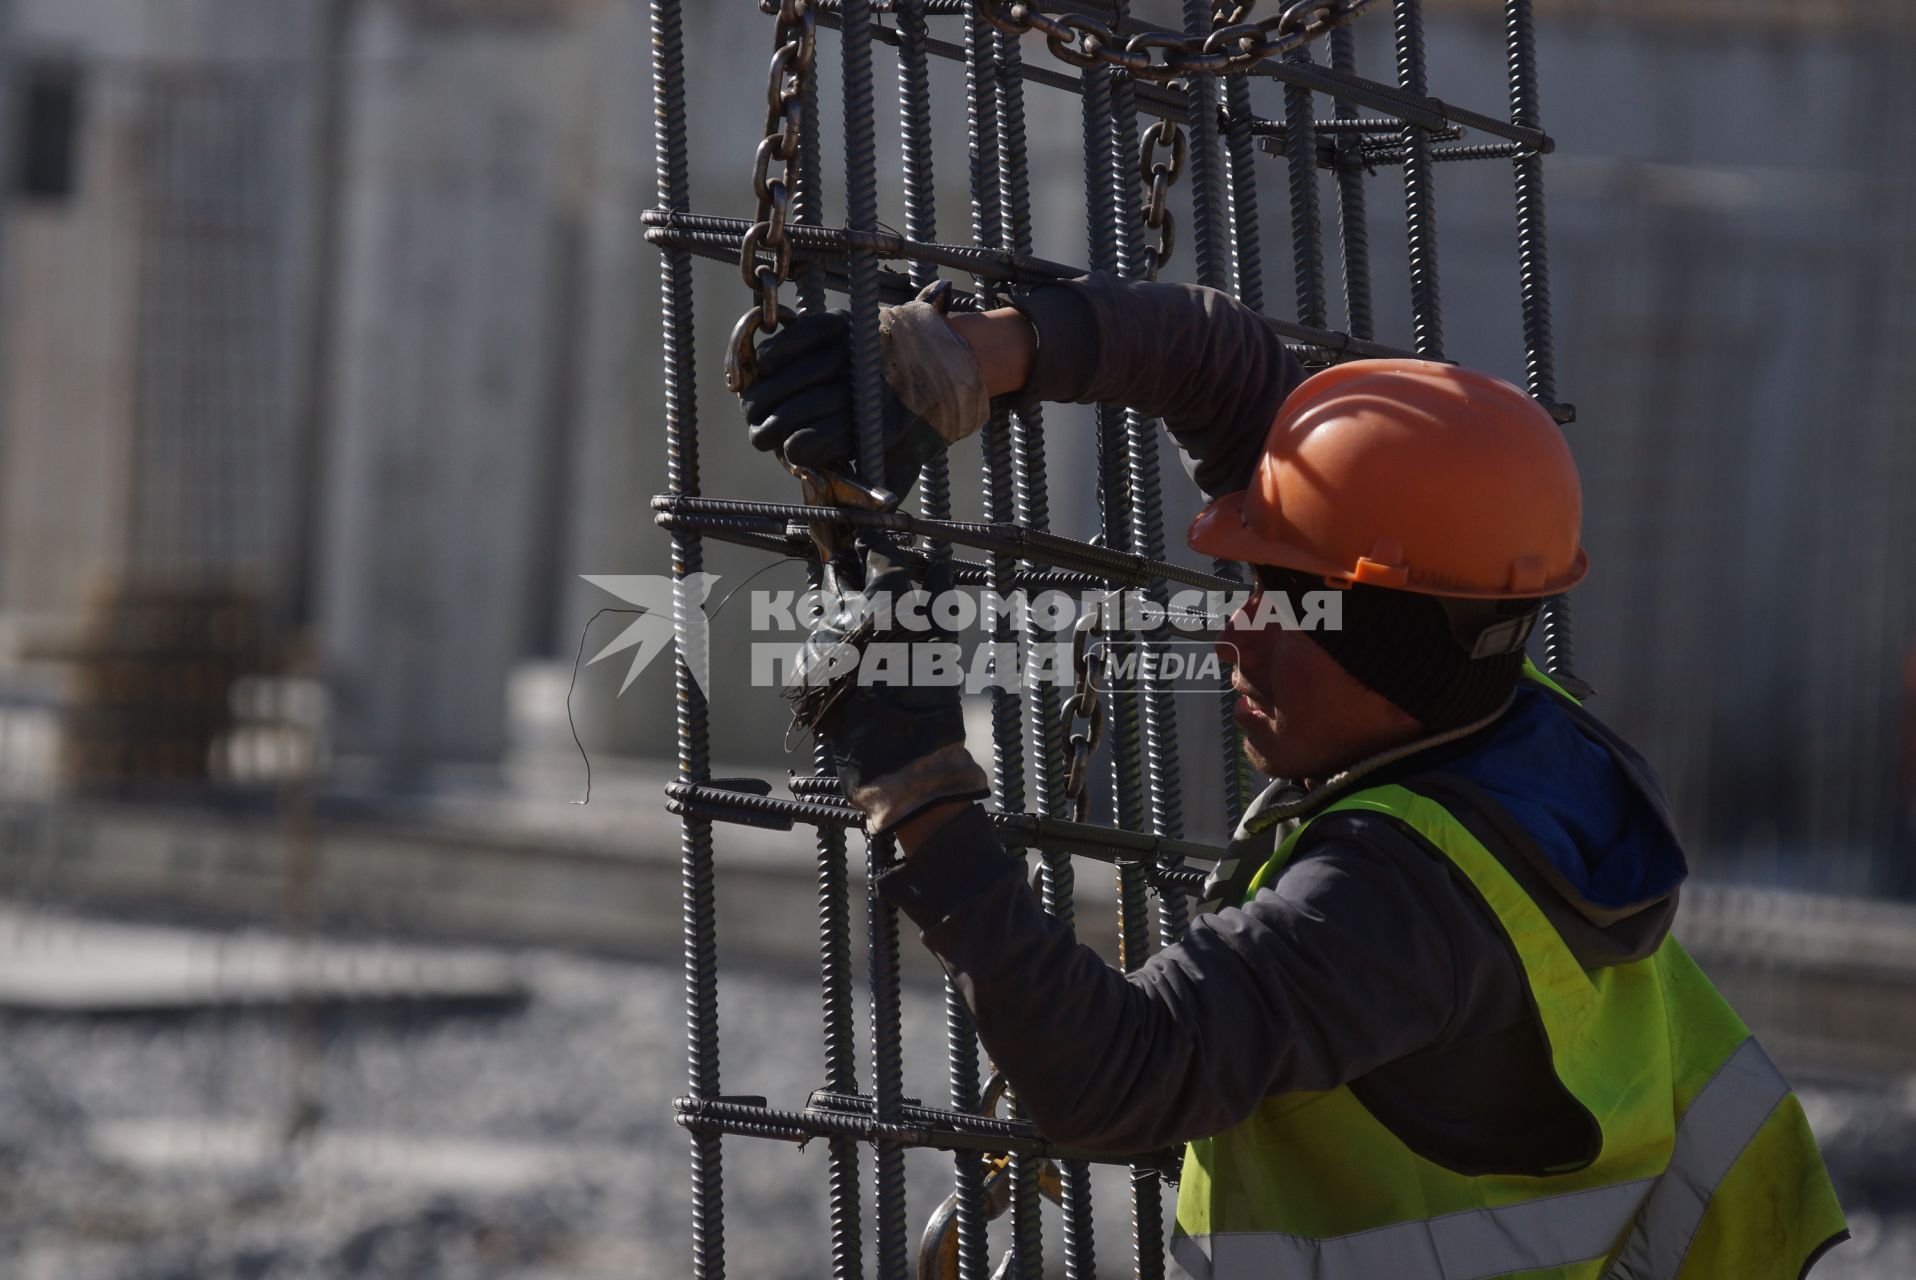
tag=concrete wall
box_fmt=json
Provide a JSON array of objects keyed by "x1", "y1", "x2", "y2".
[
  {"x1": 0, "y1": 0, "x2": 325, "y2": 622},
  {"x1": 315, "y1": 0, "x2": 604, "y2": 772}
]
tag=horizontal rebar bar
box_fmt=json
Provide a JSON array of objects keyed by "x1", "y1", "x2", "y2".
[
  {"x1": 1258, "y1": 124, "x2": 1465, "y2": 157},
  {"x1": 1228, "y1": 110, "x2": 1455, "y2": 138},
  {"x1": 652, "y1": 494, "x2": 1244, "y2": 592},
  {"x1": 643, "y1": 211, "x2": 1423, "y2": 363},
  {"x1": 1360, "y1": 140, "x2": 1534, "y2": 165},
  {"x1": 663, "y1": 782, "x2": 1218, "y2": 890},
  {"x1": 642, "y1": 208, "x2": 1080, "y2": 283},
  {"x1": 810, "y1": 1090, "x2": 1181, "y2": 1176},
  {"x1": 814, "y1": 6, "x2": 1196, "y2": 122},
  {"x1": 808, "y1": 1, "x2": 1547, "y2": 149},
  {"x1": 675, "y1": 1094, "x2": 1180, "y2": 1172},
  {"x1": 651, "y1": 510, "x2": 1117, "y2": 591}
]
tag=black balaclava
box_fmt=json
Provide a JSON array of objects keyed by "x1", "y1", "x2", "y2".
[{"x1": 1256, "y1": 566, "x2": 1533, "y2": 732}]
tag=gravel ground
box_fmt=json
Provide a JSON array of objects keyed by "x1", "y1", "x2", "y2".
[{"x1": 0, "y1": 926, "x2": 1910, "y2": 1279}]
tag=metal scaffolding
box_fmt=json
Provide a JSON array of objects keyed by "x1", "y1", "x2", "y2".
[{"x1": 648, "y1": 1, "x2": 1580, "y2": 1274}]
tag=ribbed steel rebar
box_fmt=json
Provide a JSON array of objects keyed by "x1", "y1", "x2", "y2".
[
  {"x1": 676, "y1": 1093, "x2": 1183, "y2": 1172},
  {"x1": 996, "y1": 27, "x2": 1095, "y2": 1277},
  {"x1": 965, "y1": 15, "x2": 1022, "y2": 831},
  {"x1": 1179, "y1": 0, "x2": 1229, "y2": 290},
  {"x1": 651, "y1": 494, "x2": 1247, "y2": 592},
  {"x1": 654, "y1": 2, "x2": 721, "y2": 1275},
  {"x1": 808, "y1": 567, "x2": 863, "y2": 1280},
  {"x1": 897, "y1": 0, "x2": 951, "y2": 526},
  {"x1": 840, "y1": 7, "x2": 905, "y2": 1273},
  {"x1": 867, "y1": 832, "x2": 909, "y2": 1278},
  {"x1": 1110, "y1": 13, "x2": 1180, "y2": 879},
  {"x1": 1503, "y1": 0, "x2": 1555, "y2": 405},
  {"x1": 1105, "y1": 9, "x2": 1163, "y2": 1272},
  {"x1": 966, "y1": 16, "x2": 1042, "y2": 1279},
  {"x1": 1394, "y1": 0, "x2": 1444, "y2": 358},
  {"x1": 1503, "y1": 0, "x2": 1578, "y2": 685},
  {"x1": 801, "y1": 31, "x2": 861, "y2": 1280},
  {"x1": 1330, "y1": 23, "x2": 1375, "y2": 341},
  {"x1": 898, "y1": 0, "x2": 938, "y2": 291},
  {"x1": 1165, "y1": 0, "x2": 1241, "y2": 948},
  {"x1": 664, "y1": 783, "x2": 1220, "y2": 890},
  {"x1": 795, "y1": 19, "x2": 827, "y2": 315},
  {"x1": 811, "y1": 2, "x2": 1549, "y2": 147},
  {"x1": 1220, "y1": 74, "x2": 1265, "y2": 310},
  {"x1": 1210, "y1": 10, "x2": 1259, "y2": 835},
  {"x1": 1283, "y1": 48, "x2": 1329, "y2": 331},
  {"x1": 900, "y1": 9, "x2": 978, "y2": 1266},
  {"x1": 644, "y1": 211, "x2": 1427, "y2": 363},
  {"x1": 843, "y1": 0, "x2": 887, "y2": 492}
]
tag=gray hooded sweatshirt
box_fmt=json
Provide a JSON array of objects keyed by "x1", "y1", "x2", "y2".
[{"x1": 878, "y1": 273, "x2": 1687, "y2": 1174}]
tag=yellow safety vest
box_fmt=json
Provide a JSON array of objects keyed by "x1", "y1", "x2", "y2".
[{"x1": 1173, "y1": 676, "x2": 1847, "y2": 1279}]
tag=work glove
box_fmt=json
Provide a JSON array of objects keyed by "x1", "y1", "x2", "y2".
[
  {"x1": 741, "y1": 295, "x2": 991, "y2": 499},
  {"x1": 785, "y1": 532, "x2": 990, "y2": 833}
]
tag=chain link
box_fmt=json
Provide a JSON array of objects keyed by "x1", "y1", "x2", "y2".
[
  {"x1": 982, "y1": 0, "x2": 1376, "y2": 85},
  {"x1": 726, "y1": 0, "x2": 816, "y2": 395},
  {"x1": 1061, "y1": 610, "x2": 1107, "y2": 823},
  {"x1": 1137, "y1": 118, "x2": 1187, "y2": 280}
]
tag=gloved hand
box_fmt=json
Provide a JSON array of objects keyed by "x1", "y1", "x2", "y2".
[
  {"x1": 786, "y1": 532, "x2": 990, "y2": 833},
  {"x1": 741, "y1": 298, "x2": 991, "y2": 499}
]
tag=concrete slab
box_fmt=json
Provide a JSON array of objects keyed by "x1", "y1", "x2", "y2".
[{"x1": 0, "y1": 907, "x2": 529, "y2": 1014}]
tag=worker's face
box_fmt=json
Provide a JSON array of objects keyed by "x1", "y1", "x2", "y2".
[{"x1": 1219, "y1": 579, "x2": 1420, "y2": 781}]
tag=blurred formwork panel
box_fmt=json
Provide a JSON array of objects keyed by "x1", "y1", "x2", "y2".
[{"x1": 0, "y1": 0, "x2": 1909, "y2": 1076}]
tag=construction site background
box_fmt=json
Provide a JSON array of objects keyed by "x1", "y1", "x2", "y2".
[{"x1": 0, "y1": 1, "x2": 1910, "y2": 1277}]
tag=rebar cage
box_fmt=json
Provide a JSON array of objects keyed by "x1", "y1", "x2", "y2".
[{"x1": 648, "y1": 1, "x2": 1579, "y2": 1275}]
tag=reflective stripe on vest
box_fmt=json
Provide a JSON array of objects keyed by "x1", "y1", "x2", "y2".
[
  {"x1": 1602, "y1": 1037, "x2": 1791, "y2": 1279},
  {"x1": 1170, "y1": 1036, "x2": 1790, "y2": 1280}
]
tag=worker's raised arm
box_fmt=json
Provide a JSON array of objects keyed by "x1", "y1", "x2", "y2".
[
  {"x1": 992, "y1": 272, "x2": 1306, "y2": 498},
  {"x1": 741, "y1": 273, "x2": 1304, "y2": 501},
  {"x1": 880, "y1": 801, "x2": 1505, "y2": 1156}
]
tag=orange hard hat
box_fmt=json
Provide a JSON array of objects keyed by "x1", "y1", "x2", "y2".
[{"x1": 1187, "y1": 358, "x2": 1587, "y2": 599}]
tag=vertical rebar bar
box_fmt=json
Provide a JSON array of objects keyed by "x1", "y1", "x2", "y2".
[
  {"x1": 966, "y1": 14, "x2": 1041, "y2": 1279},
  {"x1": 1179, "y1": 1, "x2": 1229, "y2": 291},
  {"x1": 795, "y1": 21, "x2": 827, "y2": 316},
  {"x1": 1211, "y1": 13, "x2": 1260, "y2": 832},
  {"x1": 1394, "y1": 0, "x2": 1444, "y2": 359},
  {"x1": 843, "y1": 0, "x2": 887, "y2": 490},
  {"x1": 996, "y1": 27, "x2": 1096, "y2": 1278},
  {"x1": 1503, "y1": 0, "x2": 1578, "y2": 683},
  {"x1": 816, "y1": 745, "x2": 864, "y2": 1279},
  {"x1": 1329, "y1": 23, "x2": 1375, "y2": 342},
  {"x1": 897, "y1": 0, "x2": 951, "y2": 524},
  {"x1": 1105, "y1": 11, "x2": 1164, "y2": 1272},
  {"x1": 1177, "y1": 0, "x2": 1239, "y2": 928},
  {"x1": 1282, "y1": 50, "x2": 1328, "y2": 332},
  {"x1": 841, "y1": 7, "x2": 906, "y2": 1275},
  {"x1": 867, "y1": 832, "x2": 909, "y2": 1279},
  {"x1": 1219, "y1": 75, "x2": 1264, "y2": 311},
  {"x1": 897, "y1": 4, "x2": 982, "y2": 1275},
  {"x1": 654, "y1": 2, "x2": 721, "y2": 1275},
  {"x1": 797, "y1": 30, "x2": 860, "y2": 1280}
]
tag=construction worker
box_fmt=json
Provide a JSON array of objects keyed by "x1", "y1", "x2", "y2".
[{"x1": 742, "y1": 273, "x2": 1847, "y2": 1278}]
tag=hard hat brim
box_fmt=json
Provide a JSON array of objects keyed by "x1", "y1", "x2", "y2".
[
  {"x1": 1187, "y1": 489, "x2": 1352, "y2": 580},
  {"x1": 1187, "y1": 490, "x2": 1590, "y2": 600}
]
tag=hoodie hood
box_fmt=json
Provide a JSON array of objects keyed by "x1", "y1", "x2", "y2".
[
  {"x1": 1217, "y1": 672, "x2": 1689, "y2": 966},
  {"x1": 1420, "y1": 680, "x2": 1688, "y2": 966}
]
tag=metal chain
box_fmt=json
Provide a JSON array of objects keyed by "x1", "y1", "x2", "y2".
[
  {"x1": 982, "y1": 0, "x2": 1376, "y2": 84},
  {"x1": 1137, "y1": 119, "x2": 1187, "y2": 280},
  {"x1": 1061, "y1": 612, "x2": 1107, "y2": 823},
  {"x1": 725, "y1": 0, "x2": 816, "y2": 394}
]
